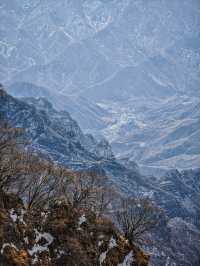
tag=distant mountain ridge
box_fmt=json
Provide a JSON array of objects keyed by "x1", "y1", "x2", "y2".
[
  {"x1": 0, "y1": 87, "x2": 115, "y2": 170},
  {"x1": 7, "y1": 81, "x2": 200, "y2": 170},
  {"x1": 2, "y1": 0, "x2": 199, "y2": 171},
  {"x1": 1, "y1": 1, "x2": 200, "y2": 265},
  {"x1": 1, "y1": 87, "x2": 200, "y2": 266},
  {"x1": 1, "y1": 0, "x2": 199, "y2": 97}
]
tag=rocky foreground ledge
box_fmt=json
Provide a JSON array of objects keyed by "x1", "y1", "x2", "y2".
[{"x1": 0, "y1": 191, "x2": 149, "y2": 266}]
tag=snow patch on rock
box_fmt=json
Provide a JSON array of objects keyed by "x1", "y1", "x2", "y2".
[
  {"x1": 9, "y1": 208, "x2": 26, "y2": 224},
  {"x1": 9, "y1": 209, "x2": 18, "y2": 223},
  {"x1": 28, "y1": 229, "x2": 54, "y2": 256},
  {"x1": 78, "y1": 214, "x2": 87, "y2": 229},
  {"x1": 117, "y1": 251, "x2": 134, "y2": 266},
  {"x1": 1, "y1": 243, "x2": 19, "y2": 254},
  {"x1": 99, "y1": 236, "x2": 117, "y2": 265}
]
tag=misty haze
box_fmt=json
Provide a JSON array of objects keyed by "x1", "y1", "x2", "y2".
[{"x1": 0, "y1": 1, "x2": 200, "y2": 266}]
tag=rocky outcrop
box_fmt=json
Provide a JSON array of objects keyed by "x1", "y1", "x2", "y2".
[
  {"x1": 0, "y1": 88, "x2": 115, "y2": 169},
  {"x1": 0, "y1": 191, "x2": 149, "y2": 266},
  {"x1": 94, "y1": 138, "x2": 115, "y2": 160}
]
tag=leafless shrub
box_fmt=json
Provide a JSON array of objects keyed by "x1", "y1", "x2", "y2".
[
  {"x1": 16, "y1": 154, "x2": 74, "y2": 210},
  {"x1": 67, "y1": 171, "x2": 99, "y2": 208},
  {"x1": 0, "y1": 121, "x2": 115, "y2": 215},
  {"x1": 0, "y1": 120, "x2": 74, "y2": 209},
  {"x1": 116, "y1": 197, "x2": 162, "y2": 244},
  {"x1": 66, "y1": 171, "x2": 113, "y2": 215},
  {"x1": 93, "y1": 186, "x2": 115, "y2": 216}
]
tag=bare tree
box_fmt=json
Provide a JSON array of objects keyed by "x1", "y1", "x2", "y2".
[
  {"x1": 66, "y1": 170, "x2": 116, "y2": 217},
  {"x1": 67, "y1": 171, "x2": 99, "y2": 208},
  {"x1": 116, "y1": 198, "x2": 162, "y2": 244},
  {"x1": 17, "y1": 154, "x2": 74, "y2": 210},
  {"x1": 0, "y1": 119, "x2": 73, "y2": 209},
  {"x1": 94, "y1": 186, "x2": 115, "y2": 216},
  {"x1": 0, "y1": 120, "x2": 26, "y2": 190},
  {"x1": 0, "y1": 120, "x2": 115, "y2": 216}
]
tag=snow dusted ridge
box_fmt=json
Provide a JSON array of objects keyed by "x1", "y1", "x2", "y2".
[
  {"x1": 96, "y1": 95, "x2": 200, "y2": 170},
  {"x1": 0, "y1": 90, "x2": 116, "y2": 171}
]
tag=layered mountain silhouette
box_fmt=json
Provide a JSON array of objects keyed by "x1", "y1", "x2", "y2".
[
  {"x1": 1, "y1": 0, "x2": 200, "y2": 170},
  {"x1": 1, "y1": 87, "x2": 200, "y2": 266}
]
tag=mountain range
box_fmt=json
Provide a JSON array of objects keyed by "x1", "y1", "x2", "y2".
[
  {"x1": 1, "y1": 0, "x2": 200, "y2": 170},
  {"x1": 1, "y1": 1, "x2": 200, "y2": 265},
  {"x1": 1, "y1": 88, "x2": 200, "y2": 266}
]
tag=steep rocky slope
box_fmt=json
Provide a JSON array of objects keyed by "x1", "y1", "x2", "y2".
[
  {"x1": 0, "y1": 190, "x2": 148, "y2": 266},
  {"x1": 0, "y1": 87, "x2": 145, "y2": 198},
  {"x1": 1, "y1": 88, "x2": 200, "y2": 265},
  {"x1": 7, "y1": 82, "x2": 107, "y2": 132},
  {"x1": 7, "y1": 81, "x2": 200, "y2": 170},
  {"x1": 0, "y1": 87, "x2": 115, "y2": 170}
]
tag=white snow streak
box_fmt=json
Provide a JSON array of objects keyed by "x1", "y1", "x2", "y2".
[
  {"x1": 28, "y1": 229, "x2": 54, "y2": 256},
  {"x1": 78, "y1": 214, "x2": 86, "y2": 227},
  {"x1": 99, "y1": 236, "x2": 117, "y2": 265},
  {"x1": 117, "y1": 251, "x2": 134, "y2": 266}
]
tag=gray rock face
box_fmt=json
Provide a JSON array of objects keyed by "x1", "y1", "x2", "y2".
[
  {"x1": 94, "y1": 138, "x2": 115, "y2": 160},
  {"x1": 139, "y1": 168, "x2": 200, "y2": 266},
  {"x1": 0, "y1": 88, "x2": 115, "y2": 169},
  {"x1": 146, "y1": 216, "x2": 200, "y2": 266}
]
